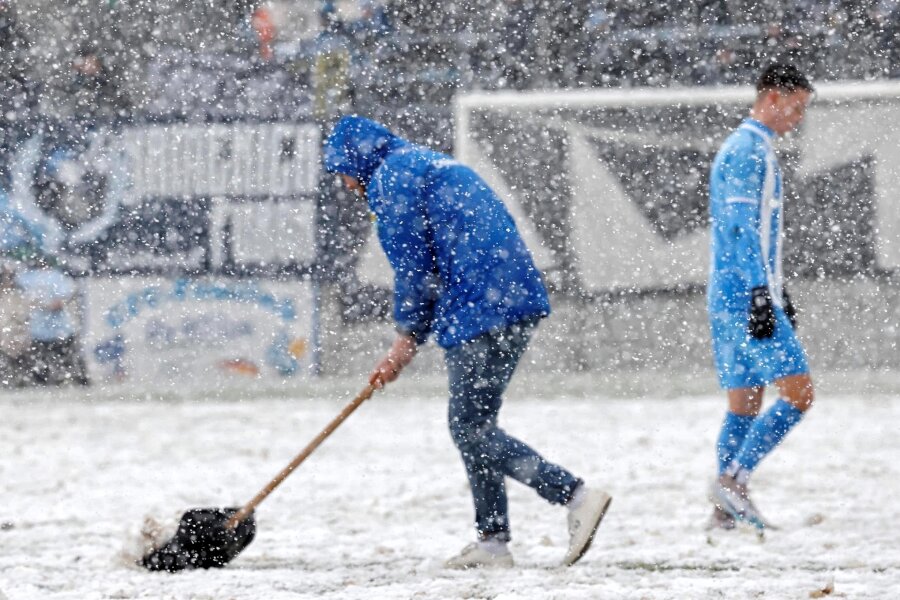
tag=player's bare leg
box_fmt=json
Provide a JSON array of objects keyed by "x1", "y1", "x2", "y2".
[
  {"x1": 776, "y1": 373, "x2": 815, "y2": 412},
  {"x1": 728, "y1": 386, "x2": 764, "y2": 416}
]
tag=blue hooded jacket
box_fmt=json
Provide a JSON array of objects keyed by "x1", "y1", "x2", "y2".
[{"x1": 324, "y1": 116, "x2": 550, "y2": 348}]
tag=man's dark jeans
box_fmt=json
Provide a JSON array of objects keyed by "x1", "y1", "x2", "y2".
[{"x1": 445, "y1": 318, "x2": 582, "y2": 541}]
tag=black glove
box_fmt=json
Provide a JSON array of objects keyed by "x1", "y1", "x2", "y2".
[
  {"x1": 748, "y1": 286, "x2": 776, "y2": 339},
  {"x1": 782, "y1": 286, "x2": 797, "y2": 330}
]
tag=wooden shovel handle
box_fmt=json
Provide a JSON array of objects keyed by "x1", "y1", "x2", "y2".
[{"x1": 226, "y1": 383, "x2": 377, "y2": 529}]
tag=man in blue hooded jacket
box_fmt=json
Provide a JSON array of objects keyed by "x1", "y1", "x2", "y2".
[{"x1": 324, "y1": 116, "x2": 611, "y2": 568}]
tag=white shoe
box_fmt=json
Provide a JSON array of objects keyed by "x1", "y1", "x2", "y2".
[
  {"x1": 705, "y1": 505, "x2": 736, "y2": 531},
  {"x1": 710, "y1": 474, "x2": 769, "y2": 531},
  {"x1": 444, "y1": 541, "x2": 514, "y2": 570},
  {"x1": 563, "y1": 488, "x2": 612, "y2": 566}
]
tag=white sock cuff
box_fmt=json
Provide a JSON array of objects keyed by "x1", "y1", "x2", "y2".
[{"x1": 725, "y1": 462, "x2": 750, "y2": 485}]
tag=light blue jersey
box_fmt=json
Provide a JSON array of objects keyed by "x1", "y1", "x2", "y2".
[
  {"x1": 708, "y1": 119, "x2": 784, "y2": 312},
  {"x1": 707, "y1": 118, "x2": 808, "y2": 389}
]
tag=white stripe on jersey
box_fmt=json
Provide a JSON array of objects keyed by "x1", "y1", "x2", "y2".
[
  {"x1": 761, "y1": 149, "x2": 778, "y2": 304},
  {"x1": 774, "y1": 172, "x2": 785, "y2": 303},
  {"x1": 725, "y1": 196, "x2": 759, "y2": 205}
]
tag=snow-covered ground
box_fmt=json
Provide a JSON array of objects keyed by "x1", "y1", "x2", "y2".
[{"x1": 1, "y1": 375, "x2": 898, "y2": 599}]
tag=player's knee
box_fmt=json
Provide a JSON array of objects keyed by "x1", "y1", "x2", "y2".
[
  {"x1": 785, "y1": 376, "x2": 814, "y2": 412},
  {"x1": 727, "y1": 387, "x2": 764, "y2": 415}
]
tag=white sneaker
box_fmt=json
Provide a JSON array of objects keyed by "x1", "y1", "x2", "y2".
[
  {"x1": 710, "y1": 474, "x2": 769, "y2": 531},
  {"x1": 444, "y1": 541, "x2": 514, "y2": 569},
  {"x1": 705, "y1": 505, "x2": 736, "y2": 531},
  {"x1": 563, "y1": 488, "x2": 612, "y2": 566}
]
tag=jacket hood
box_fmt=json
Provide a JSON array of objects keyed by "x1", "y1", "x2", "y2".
[{"x1": 323, "y1": 116, "x2": 407, "y2": 185}]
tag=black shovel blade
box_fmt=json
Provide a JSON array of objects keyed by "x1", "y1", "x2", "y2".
[{"x1": 141, "y1": 507, "x2": 256, "y2": 572}]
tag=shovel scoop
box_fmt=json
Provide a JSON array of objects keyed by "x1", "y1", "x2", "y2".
[{"x1": 142, "y1": 507, "x2": 256, "y2": 572}]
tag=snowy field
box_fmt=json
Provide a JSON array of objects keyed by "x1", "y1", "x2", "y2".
[{"x1": 1, "y1": 374, "x2": 898, "y2": 599}]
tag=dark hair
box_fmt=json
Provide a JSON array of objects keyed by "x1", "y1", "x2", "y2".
[{"x1": 756, "y1": 63, "x2": 814, "y2": 94}]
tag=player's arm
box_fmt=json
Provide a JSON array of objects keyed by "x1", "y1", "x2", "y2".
[
  {"x1": 369, "y1": 168, "x2": 439, "y2": 386},
  {"x1": 720, "y1": 149, "x2": 775, "y2": 338}
]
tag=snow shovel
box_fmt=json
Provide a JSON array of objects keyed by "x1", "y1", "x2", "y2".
[{"x1": 141, "y1": 383, "x2": 377, "y2": 572}]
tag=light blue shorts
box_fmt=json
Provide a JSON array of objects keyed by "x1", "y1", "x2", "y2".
[{"x1": 710, "y1": 307, "x2": 809, "y2": 390}]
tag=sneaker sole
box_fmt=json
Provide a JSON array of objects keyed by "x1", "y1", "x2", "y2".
[
  {"x1": 445, "y1": 557, "x2": 515, "y2": 570},
  {"x1": 562, "y1": 494, "x2": 612, "y2": 567}
]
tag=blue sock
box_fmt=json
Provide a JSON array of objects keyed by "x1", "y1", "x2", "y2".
[
  {"x1": 716, "y1": 412, "x2": 754, "y2": 474},
  {"x1": 734, "y1": 399, "x2": 804, "y2": 474}
]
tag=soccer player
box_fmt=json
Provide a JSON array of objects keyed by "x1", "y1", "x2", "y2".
[
  {"x1": 707, "y1": 64, "x2": 815, "y2": 531},
  {"x1": 323, "y1": 115, "x2": 612, "y2": 568}
]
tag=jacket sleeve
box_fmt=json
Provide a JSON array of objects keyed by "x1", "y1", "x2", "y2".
[
  {"x1": 374, "y1": 165, "x2": 439, "y2": 345},
  {"x1": 720, "y1": 149, "x2": 769, "y2": 290}
]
